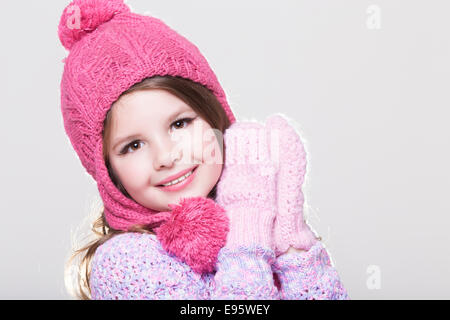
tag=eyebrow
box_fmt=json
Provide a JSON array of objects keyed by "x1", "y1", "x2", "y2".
[{"x1": 111, "y1": 106, "x2": 191, "y2": 151}]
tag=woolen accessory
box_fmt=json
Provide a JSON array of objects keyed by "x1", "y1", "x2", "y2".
[
  {"x1": 265, "y1": 114, "x2": 319, "y2": 255},
  {"x1": 57, "y1": 0, "x2": 235, "y2": 274},
  {"x1": 155, "y1": 197, "x2": 229, "y2": 274},
  {"x1": 57, "y1": 0, "x2": 236, "y2": 232},
  {"x1": 215, "y1": 121, "x2": 278, "y2": 251}
]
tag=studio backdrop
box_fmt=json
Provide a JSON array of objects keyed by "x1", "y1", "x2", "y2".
[{"x1": 0, "y1": 0, "x2": 448, "y2": 299}]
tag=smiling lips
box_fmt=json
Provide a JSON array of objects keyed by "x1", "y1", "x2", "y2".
[{"x1": 157, "y1": 165, "x2": 198, "y2": 191}]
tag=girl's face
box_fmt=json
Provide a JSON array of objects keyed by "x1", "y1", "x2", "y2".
[{"x1": 106, "y1": 89, "x2": 223, "y2": 212}]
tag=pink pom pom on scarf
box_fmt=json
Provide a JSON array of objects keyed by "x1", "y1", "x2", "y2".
[{"x1": 155, "y1": 197, "x2": 229, "y2": 274}]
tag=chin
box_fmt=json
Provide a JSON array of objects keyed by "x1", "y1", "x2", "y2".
[{"x1": 175, "y1": 188, "x2": 206, "y2": 201}]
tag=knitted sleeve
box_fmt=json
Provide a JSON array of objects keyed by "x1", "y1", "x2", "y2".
[
  {"x1": 208, "y1": 245, "x2": 280, "y2": 300},
  {"x1": 89, "y1": 232, "x2": 210, "y2": 300},
  {"x1": 89, "y1": 232, "x2": 281, "y2": 299},
  {"x1": 272, "y1": 241, "x2": 350, "y2": 300}
]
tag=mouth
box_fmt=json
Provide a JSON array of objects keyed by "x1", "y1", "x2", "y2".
[{"x1": 156, "y1": 165, "x2": 199, "y2": 191}]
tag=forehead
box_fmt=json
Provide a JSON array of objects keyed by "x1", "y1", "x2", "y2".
[
  {"x1": 110, "y1": 90, "x2": 195, "y2": 132},
  {"x1": 112, "y1": 89, "x2": 190, "y2": 118}
]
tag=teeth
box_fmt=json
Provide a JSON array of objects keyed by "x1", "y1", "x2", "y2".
[{"x1": 161, "y1": 169, "x2": 194, "y2": 187}]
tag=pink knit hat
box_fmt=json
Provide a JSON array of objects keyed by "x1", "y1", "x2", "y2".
[{"x1": 58, "y1": 0, "x2": 236, "y2": 231}]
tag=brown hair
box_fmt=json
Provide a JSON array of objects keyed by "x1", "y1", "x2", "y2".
[{"x1": 64, "y1": 75, "x2": 232, "y2": 300}]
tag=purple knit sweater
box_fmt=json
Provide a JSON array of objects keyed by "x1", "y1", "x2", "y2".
[{"x1": 90, "y1": 232, "x2": 350, "y2": 300}]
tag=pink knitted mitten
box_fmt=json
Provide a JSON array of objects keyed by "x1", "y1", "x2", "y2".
[
  {"x1": 265, "y1": 114, "x2": 319, "y2": 256},
  {"x1": 216, "y1": 121, "x2": 278, "y2": 251}
]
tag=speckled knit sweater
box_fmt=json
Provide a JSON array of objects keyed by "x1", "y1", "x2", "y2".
[{"x1": 90, "y1": 232, "x2": 350, "y2": 300}]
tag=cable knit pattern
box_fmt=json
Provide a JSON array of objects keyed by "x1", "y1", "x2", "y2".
[{"x1": 90, "y1": 232, "x2": 349, "y2": 300}]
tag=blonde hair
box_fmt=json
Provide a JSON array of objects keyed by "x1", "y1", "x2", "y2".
[{"x1": 64, "y1": 75, "x2": 231, "y2": 299}]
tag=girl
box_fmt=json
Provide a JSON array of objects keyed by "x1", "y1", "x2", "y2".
[{"x1": 59, "y1": 0, "x2": 349, "y2": 300}]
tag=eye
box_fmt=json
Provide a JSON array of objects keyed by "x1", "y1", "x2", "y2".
[
  {"x1": 171, "y1": 117, "x2": 195, "y2": 130},
  {"x1": 120, "y1": 140, "x2": 144, "y2": 155}
]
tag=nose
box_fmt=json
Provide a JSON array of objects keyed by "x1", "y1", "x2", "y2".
[{"x1": 152, "y1": 133, "x2": 183, "y2": 170}]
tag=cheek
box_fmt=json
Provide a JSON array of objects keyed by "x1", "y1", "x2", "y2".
[
  {"x1": 196, "y1": 126, "x2": 223, "y2": 165},
  {"x1": 112, "y1": 156, "x2": 150, "y2": 188},
  {"x1": 201, "y1": 139, "x2": 223, "y2": 185},
  {"x1": 212, "y1": 162, "x2": 223, "y2": 180},
  {"x1": 206, "y1": 161, "x2": 223, "y2": 193}
]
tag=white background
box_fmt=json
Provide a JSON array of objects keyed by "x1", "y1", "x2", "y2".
[{"x1": 0, "y1": 0, "x2": 448, "y2": 299}]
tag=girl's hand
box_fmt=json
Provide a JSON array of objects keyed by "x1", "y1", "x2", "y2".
[
  {"x1": 216, "y1": 121, "x2": 279, "y2": 250},
  {"x1": 265, "y1": 114, "x2": 319, "y2": 256}
]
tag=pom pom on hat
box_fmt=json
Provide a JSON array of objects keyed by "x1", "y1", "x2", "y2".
[
  {"x1": 155, "y1": 197, "x2": 230, "y2": 274},
  {"x1": 58, "y1": 0, "x2": 130, "y2": 51}
]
